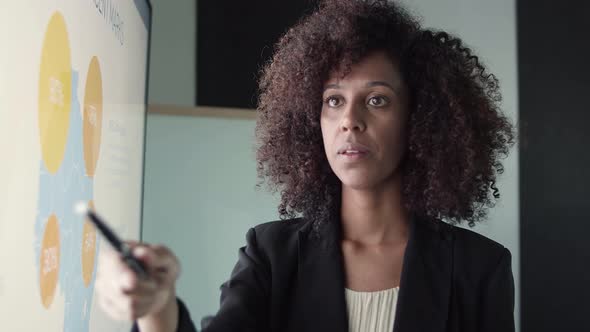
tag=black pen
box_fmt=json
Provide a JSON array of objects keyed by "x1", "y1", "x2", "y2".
[{"x1": 75, "y1": 202, "x2": 149, "y2": 280}]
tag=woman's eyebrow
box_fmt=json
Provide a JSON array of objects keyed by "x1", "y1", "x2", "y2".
[
  {"x1": 367, "y1": 81, "x2": 405, "y2": 97},
  {"x1": 323, "y1": 83, "x2": 341, "y2": 91},
  {"x1": 323, "y1": 81, "x2": 397, "y2": 92},
  {"x1": 365, "y1": 81, "x2": 395, "y2": 91}
]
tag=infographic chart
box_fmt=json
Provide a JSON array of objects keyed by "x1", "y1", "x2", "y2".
[
  {"x1": 35, "y1": 13, "x2": 102, "y2": 330},
  {"x1": 0, "y1": 1, "x2": 150, "y2": 331}
]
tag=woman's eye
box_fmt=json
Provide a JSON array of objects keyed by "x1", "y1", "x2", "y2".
[
  {"x1": 368, "y1": 96, "x2": 388, "y2": 107},
  {"x1": 326, "y1": 96, "x2": 342, "y2": 107}
]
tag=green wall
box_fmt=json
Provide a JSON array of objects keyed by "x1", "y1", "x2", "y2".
[
  {"x1": 142, "y1": 114, "x2": 280, "y2": 321},
  {"x1": 148, "y1": 0, "x2": 195, "y2": 106}
]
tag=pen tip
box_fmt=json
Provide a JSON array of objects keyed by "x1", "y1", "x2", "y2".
[{"x1": 74, "y1": 201, "x2": 88, "y2": 215}]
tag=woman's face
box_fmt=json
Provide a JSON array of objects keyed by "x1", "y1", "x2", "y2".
[{"x1": 320, "y1": 51, "x2": 409, "y2": 191}]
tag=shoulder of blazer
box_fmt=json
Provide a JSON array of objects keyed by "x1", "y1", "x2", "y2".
[
  {"x1": 248, "y1": 217, "x2": 312, "y2": 260},
  {"x1": 252, "y1": 217, "x2": 311, "y2": 241},
  {"x1": 450, "y1": 223, "x2": 508, "y2": 255},
  {"x1": 446, "y1": 222, "x2": 512, "y2": 277},
  {"x1": 414, "y1": 217, "x2": 509, "y2": 269}
]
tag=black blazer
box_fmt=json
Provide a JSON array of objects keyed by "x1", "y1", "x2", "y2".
[{"x1": 135, "y1": 216, "x2": 515, "y2": 332}]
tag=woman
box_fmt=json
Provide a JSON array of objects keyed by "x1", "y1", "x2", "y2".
[{"x1": 96, "y1": 0, "x2": 516, "y2": 331}]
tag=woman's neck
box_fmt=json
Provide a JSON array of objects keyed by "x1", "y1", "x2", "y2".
[{"x1": 340, "y1": 173, "x2": 409, "y2": 246}]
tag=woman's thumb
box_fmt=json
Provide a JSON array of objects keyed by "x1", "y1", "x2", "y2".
[{"x1": 132, "y1": 245, "x2": 156, "y2": 266}]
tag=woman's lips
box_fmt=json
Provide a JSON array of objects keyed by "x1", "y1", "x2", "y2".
[
  {"x1": 339, "y1": 151, "x2": 369, "y2": 161},
  {"x1": 337, "y1": 142, "x2": 370, "y2": 154},
  {"x1": 337, "y1": 142, "x2": 370, "y2": 161}
]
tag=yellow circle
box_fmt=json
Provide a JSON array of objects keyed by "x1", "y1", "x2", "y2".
[
  {"x1": 38, "y1": 12, "x2": 72, "y2": 174},
  {"x1": 40, "y1": 214, "x2": 60, "y2": 308},
  {"x1": 81, "y1": 201, "x2": 97, "y2": 286},
  {"x1": 83, "y1": 57, "x2": 103, "y2": 177}
]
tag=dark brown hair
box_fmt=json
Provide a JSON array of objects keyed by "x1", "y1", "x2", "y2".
[{"x1": 255, "y1": 0, "x2": 516, "y2": 231}]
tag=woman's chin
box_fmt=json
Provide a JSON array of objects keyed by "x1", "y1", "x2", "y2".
[
  {"x1": 337, "y1": 169, "x2": 400, "y2": 192},
  {"x1": 339, "y1": 176, "x2": 380, "y2": 191}
]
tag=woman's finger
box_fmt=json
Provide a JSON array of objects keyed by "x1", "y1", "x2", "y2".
[
  {"x1": 133, "y1": 245, "x2": 180, "y2": 285},
  {"x1": 122, "y1": 278, "x2": 158, "y2": 296},
  {"x1": 98, "y1": 277, "x2": 156, "y2": 321},
  {"x1": 128, "y1": 292, "x2": 158, "y2": 318},
  {"x1": 110, "y1": 264, "x2": 139, "y2": 293},
  {"x1": 98, "y1": 290, "x2": 130, "y2": 321},
  {"x1": 95, "y1": 241, "x2": 180, "y2": 321}
]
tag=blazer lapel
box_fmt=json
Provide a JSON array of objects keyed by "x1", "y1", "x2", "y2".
[
  {"x1": 294, "y1": 219, "x2": 349, "y2": 331},
  {"x1": 393, "y1": 217, "x2": 453, "y2": 332}
]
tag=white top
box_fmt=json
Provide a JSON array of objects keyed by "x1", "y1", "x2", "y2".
[{"x1": 344, "y1": 286, "x2": 400, "y2": 332}]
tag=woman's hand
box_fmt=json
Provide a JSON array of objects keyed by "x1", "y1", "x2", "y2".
[{"x1": 95, "y1": 241, "x2": 181, "y2": 331}]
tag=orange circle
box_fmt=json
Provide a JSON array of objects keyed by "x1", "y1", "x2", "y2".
[
  {"x1": 39, "y1": 214, "x2": 60, "y2": 308},
  {"x1": 38, "y1": 12, "x2": 72, "y2": 174},
  {"x1": 81, "y1": 201, "x2": 97, "y2": 286},
  {"x1": 83, "y1": 56, "x2": 103, "y2": 177}
]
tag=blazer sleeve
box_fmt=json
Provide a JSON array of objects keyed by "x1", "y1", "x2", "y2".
[
  {"x1": 478, "y1": 247, "x2": 516, "y2": 332},
  {"x1": 132, "y1": 227, "x2": 271, "y2": 332}
]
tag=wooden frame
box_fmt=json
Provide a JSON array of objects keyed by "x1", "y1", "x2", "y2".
[{"x1": 148, "y1": 104, "x2": 257, "y2": 120}]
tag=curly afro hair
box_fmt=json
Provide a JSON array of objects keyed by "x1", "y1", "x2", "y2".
[{"x1": 255, "y1": 0, "x2": 516, "y2": 232}]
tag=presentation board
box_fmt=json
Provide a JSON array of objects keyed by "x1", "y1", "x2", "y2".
[{"x1": 0, "y1": 1, "x2": 151, "y2": 331}]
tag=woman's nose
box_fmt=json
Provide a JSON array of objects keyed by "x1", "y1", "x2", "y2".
[{"x1": 340, "y1": 104, "x2": 366, "y2": 132}]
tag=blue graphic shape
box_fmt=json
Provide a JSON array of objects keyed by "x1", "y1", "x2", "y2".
[{"x1": 35, "y1": 70, "x2": 101, "y2": 332}]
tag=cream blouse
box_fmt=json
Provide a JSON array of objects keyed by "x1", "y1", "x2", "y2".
[{"x1": 344, "y1": 286, "x2": 400, "y2": 332}]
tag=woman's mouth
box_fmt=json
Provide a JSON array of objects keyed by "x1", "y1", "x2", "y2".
[
  {"x1": 339, "y1": 150, "x2": 368, "y2": 160},
  {"x1": 337, "y1": 143, "x2": 371, "y2": 161}
]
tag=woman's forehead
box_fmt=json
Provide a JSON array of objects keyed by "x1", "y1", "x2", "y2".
[{"x1": 324, "y1": 51, "x2": 404, "y2": 89}]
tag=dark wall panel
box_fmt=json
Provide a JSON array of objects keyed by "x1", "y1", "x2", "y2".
[
  {"x1": 518, "y1": 0, "x2": 590, "y2": 331},
  {"x1": 197, "y1": 0, "x2": 317, "y2": 108}
]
